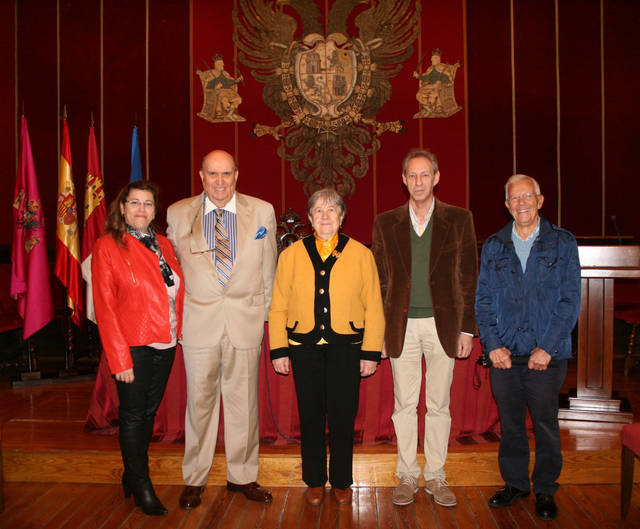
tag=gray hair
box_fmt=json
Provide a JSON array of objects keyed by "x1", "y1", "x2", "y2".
[
  {"x1": 504, "y1": 174, "x2": 541, "y2": 200},
  {"x1": 307, "y1": 188, "x2": 346, "y2": 218},
  {"x1": 402, "y1": 148, "x2": 439, "y2": 174}
]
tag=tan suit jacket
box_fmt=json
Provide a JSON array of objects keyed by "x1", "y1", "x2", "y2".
[
  {"x1": 371, "y1": 199, "x2": 478, "y2": 358},
  {"x1": 167, "y1": 192, "x2": 277, "y2": 348},
  {"x1": 167, "y1": 191, "x2": 277, "y2": 485}
]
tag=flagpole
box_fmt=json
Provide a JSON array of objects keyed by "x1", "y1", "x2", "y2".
[
  {"x1": 55, "y1": 112, "x2": 84, "y2": 377},
  {"x1": 62, "y1": 108, "x2": 75, "y2": 376},
  {"x1": 62, "y1": 307, "x2": 77, "y2": 375}
]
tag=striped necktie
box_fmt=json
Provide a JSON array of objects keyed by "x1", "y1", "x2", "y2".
[{"x1": 214, "y1": 208, "x2": 233, "y2": 286}]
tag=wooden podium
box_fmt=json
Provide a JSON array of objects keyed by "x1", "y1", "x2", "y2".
[{"x1": 559, "y1": 246, "x2": 640, "y2": 422}]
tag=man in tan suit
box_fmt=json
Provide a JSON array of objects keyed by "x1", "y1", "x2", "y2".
[{"x1": 167, "y1": 150, "x2": 277, "y2": 509}]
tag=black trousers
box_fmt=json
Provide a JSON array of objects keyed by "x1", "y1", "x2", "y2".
[
  {"x1": 115, "y1": 345, "x2": 175, "y2": 490},
  {"x1": 490, "y1": 360, "x2": 567, "y2": 495},
  {"x1": 290, "y1": 343, "x2": 362, "y2": 488}
]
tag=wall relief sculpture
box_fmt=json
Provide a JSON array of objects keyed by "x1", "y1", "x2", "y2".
[
  {"x1": 197, "y1": 54, "x2": 247, "y2": 123},
  {"x1": 233, "y1": 0, "x2": 420, "y2": 197},
  {"x1": 413, "y1": 48, "x2": 461, "y2": 119}
]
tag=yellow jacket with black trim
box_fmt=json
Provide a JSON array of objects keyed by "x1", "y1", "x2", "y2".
[{"x1": 268, "y1": 234, "x2": 385, "y2": 361}]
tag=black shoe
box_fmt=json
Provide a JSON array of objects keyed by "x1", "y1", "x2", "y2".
[
  {"x1": 132, "y1": 485, "x2": 168, "y2": 516},
  {"x1": 489, "y1": 485, "x2": 530, "y2": 507},
  {"x1": 535, "y1": 493, "x2": 557, "y2": 521}
]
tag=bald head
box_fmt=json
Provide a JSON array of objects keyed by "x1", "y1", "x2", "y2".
[
  {"x1": 201, "y1": 150, "x2": 236, "y2": 171},
  {"x1": 199, "y1": 150, "x2": 238, "y2": 207}
]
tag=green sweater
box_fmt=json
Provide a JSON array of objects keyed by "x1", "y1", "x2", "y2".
[{"x1": 408, "y1": 220, "x2": 433, "y2": 318}]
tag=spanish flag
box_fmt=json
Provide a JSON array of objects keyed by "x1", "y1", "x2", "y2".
[
  {"x1": 80, "y1": 124, "x2": 107, "y2": 323},
  {"x1": 55, "y1": 118, "x2": 84, "y2": 326}
]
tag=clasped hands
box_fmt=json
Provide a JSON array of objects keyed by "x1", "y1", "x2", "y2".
[{"x1": 488, "y1": 346, "x2": 551, "y2": 370}]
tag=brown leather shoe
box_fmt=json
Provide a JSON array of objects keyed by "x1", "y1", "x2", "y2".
[
  {"x1": 179, "y1": 485, "x2": 205, "y2": 510},
  {"x1": 332, "y1": 486, "x2": 352, "y2": 505},
  {"x1": 305, "y1": 486, "x2": 325, "y2": 505},
  {"x1": 226, "y1": 481, "x2": 273, "y2": 503}
]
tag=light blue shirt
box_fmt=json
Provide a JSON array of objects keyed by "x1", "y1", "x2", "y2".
[{"x1": 512, "y1": 219, "x2": 540, "y2": 272}]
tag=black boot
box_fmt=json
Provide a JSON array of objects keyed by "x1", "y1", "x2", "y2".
[
  {"x1": 122, "y1": 474, "x2": 132, "y2": 498},
  {"x1": 132, "y1": 483, "x2": 168, "y2": 516}
]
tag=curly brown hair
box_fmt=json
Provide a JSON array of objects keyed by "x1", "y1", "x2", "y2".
[{"x1": 105, "y1": 180, "x2": 159, "y2": 245}]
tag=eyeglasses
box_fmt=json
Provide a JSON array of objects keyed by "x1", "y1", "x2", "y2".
[
  {"x1": 125, "y1": 199, "x2": 154, "y2": 208},
  {"x1": 507, "y1": 192, "x2": 537, "y2": 204}
]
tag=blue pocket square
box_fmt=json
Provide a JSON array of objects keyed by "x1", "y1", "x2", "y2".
[{"x1": 254, "y1": 226, "x2": 267, "y2": 239}]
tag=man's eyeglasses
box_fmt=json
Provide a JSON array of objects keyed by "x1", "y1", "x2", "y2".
[
  {"x1": 507, "y1": 192, "x2": 537, "y2": 204},
  {"x1": 125, "y1": 199, "x2": 154, "y2": 208}
]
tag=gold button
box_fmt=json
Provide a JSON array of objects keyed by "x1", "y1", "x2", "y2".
[
  {"x1": 320, "y1": 270, "x2": 326, "y2": 276},
  {"x1": 323, "y1": 307, "x2": 328, "y2": 313},
  {"x1": 320, "y1": 324, "x2": 325, "y2": 330},
  {"x1": 319, "y1": 288, "x2": 325, "y2": 294}
]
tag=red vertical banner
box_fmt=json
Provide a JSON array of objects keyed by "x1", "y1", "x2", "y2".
[
  {"x1": 55, "y1": 119, "x2": 85, "y2": 326},
  {"x1": 10, "y1": 116, "x2": 55, "y2": 339}
]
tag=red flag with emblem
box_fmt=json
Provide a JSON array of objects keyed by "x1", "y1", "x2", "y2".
[
  {"x1": 81, "y1": 124, "x2": 106, "y2": 322},
  {"x1": 55, "y1": 118, "x2": 84, "y2": 326},
  {"x1": 10, "y1": 116, "x2": 55, "y2": 338}
]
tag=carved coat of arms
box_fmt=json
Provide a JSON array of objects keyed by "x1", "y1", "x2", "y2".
[{"x1": 233, "y1": 0, "x2": 420, "y2": 197}]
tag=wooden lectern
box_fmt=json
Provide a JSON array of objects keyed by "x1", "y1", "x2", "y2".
[{"x1": 559, "y1": 246, "x2": 640, "y2": 422}]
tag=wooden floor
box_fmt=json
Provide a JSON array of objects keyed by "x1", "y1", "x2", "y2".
[
  {"x1": 2, "y1": 482, "x2": 640, "y2": 528},
  {"x1": 2, "y1": 357, "x2": 640, "y2": 527}
]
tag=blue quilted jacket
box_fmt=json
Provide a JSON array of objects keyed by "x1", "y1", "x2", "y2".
[{"x1": 475, "y1": 216, "x2": 581, "y2": 359}]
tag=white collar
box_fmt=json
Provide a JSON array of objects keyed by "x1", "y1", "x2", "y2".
[
  {"x1": 204, "y1": 193, "x2": 237, "y2": 216},
  {"x1": 408, "y1": 199, "x2": 435, "y2": 229}
]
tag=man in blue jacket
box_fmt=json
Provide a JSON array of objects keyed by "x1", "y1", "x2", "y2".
[{"x1": 475, "y1": 174, "x2": 581, "y2": 521}]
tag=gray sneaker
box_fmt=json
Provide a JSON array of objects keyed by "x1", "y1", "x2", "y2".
[
  {"x1": 392, "y1": 475, "x2": 419, "y2": 506},
  {"x1": 425, "y1": 478, "x2": 457, "y2": 507}
]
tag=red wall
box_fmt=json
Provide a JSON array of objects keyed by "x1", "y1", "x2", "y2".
[
  {"x1": 0, "y1": 0, "x2": 15, "y2": 242},
  {"x1": 468, "y1": 0, "x2": 640, "y2": 241},
  {"x1": 3, "y1": 0, "x2": 190, "y2": 252},
  {"x1": 1, "y1": 0, "x2": 639, "y2": 257}
]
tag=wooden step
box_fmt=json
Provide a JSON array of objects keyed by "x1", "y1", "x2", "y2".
[{"x1": 2, "y1": 418, "x2": 637, "y2": 487}]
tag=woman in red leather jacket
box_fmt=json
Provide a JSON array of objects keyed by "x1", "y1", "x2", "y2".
[{"x1": 92, "y1": 180, "x2": 184, "y2": 516}]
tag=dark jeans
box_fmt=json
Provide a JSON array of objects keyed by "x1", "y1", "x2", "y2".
[
  {"x1": 490, "y1": 360, "x2": 567, "y2": 495},
  {"x1": 290, "y1": 343, "x2": 362, "y2": 488},
  {"x1": 115, "y1": 345, "x2": 175, "y2": 490}
]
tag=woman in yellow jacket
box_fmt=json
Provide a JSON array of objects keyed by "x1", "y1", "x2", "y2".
[{"x1": 269, "y1": 188, "x2": 384, "y2": 506}]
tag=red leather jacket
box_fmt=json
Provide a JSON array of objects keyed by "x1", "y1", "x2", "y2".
[{"x1": 92, "y1": 233, "x2": 185, "y2": 374}]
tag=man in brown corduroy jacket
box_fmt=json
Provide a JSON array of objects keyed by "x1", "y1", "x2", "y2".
[{"x1": 371, "y1": 148, "x2": 478, "y2": 508}]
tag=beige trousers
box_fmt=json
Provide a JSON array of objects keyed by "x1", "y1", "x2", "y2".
[
  {"x1": 390, "y1": 317, "x2": 455, "y2": 481},
  {"x1": 182, "y1": 333, "x2": 261, "y2": 486}
]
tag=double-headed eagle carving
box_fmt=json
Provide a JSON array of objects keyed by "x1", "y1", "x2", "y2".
[{"x1": 233, "y1": 0, "x2": 420, "y2": 197}]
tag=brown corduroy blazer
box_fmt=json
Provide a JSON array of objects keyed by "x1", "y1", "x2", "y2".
[{"x1": 371, "y1": 199, "x2": 478, "y2": 358}]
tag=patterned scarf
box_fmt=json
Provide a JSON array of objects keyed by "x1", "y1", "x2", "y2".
[{"x1": 126, "y1": 225, "x2": 175, "y2": 286}]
